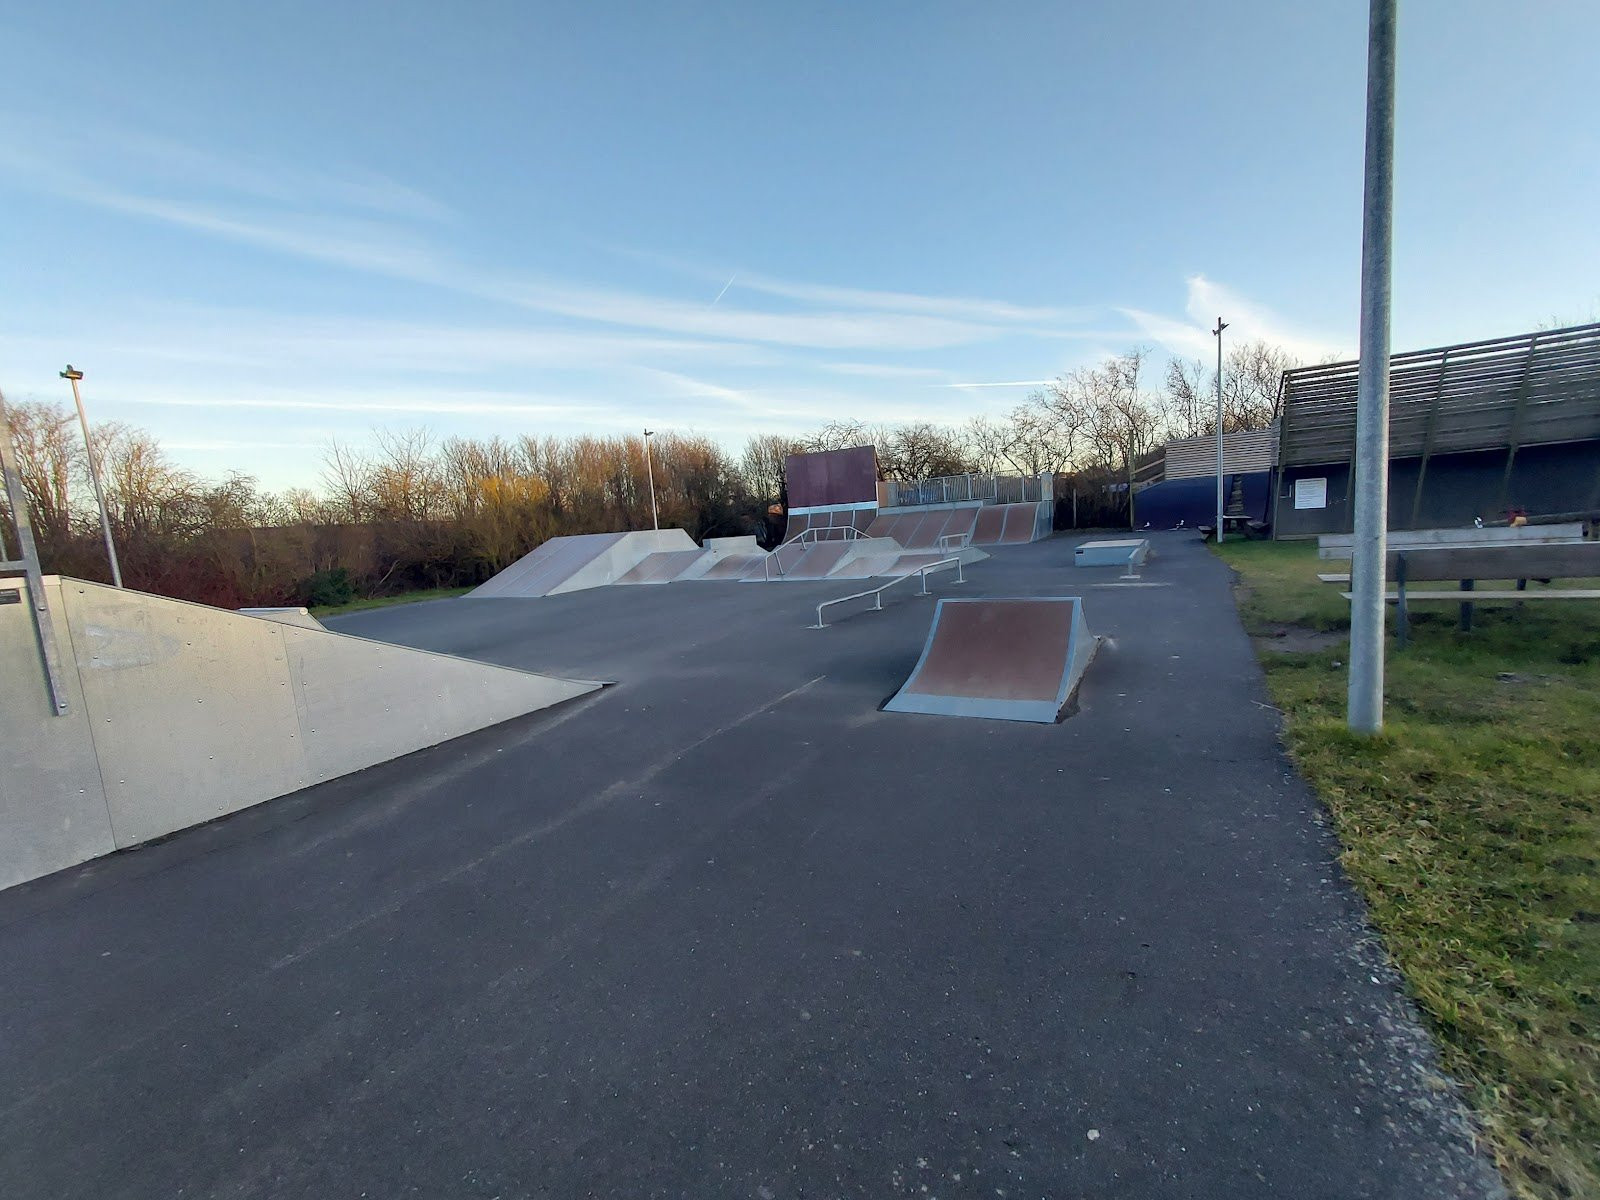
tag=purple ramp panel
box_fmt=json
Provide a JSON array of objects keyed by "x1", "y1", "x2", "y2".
[
  {"x1": 784, "y1": 446, "x2": 879, "y2": 509},
  {"x1": 884, "y1": 597, "x2": 1098, "y2": 723}
]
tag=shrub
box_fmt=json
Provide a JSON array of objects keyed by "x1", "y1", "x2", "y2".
[{"x1": 301, "y1": 567, "x2": 356, "y2": 608}]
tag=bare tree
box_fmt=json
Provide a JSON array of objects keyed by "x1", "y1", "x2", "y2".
[
  {"x1": 999, "y1": 397, "x2": 1076, "y2": 476},
  {"x1": 961, "y1": 415, "x2": 1009, "y2": 474},
  {"x1": 321, "y1": 439, "x2": 371, "y2": 523},
  {"x1": 881, "y1": 422, "x2": 969, "y2": 481},
  {"x1": 1225, "y1": 339, "x2": 1300, "y2": 429},
  {"x1": 367, "y1": 427, "x2": 445, "y2": 522},
  {"x1": 0, "y1": 400, "x2": 79, "y2": 553},
  {"x1": 1162, "y1": 340, "x2": 1301, "y2": 438},
  {"x1": 739, "y1": 434, "x2": 804, "y2": 505},
  {"x1": 1164, "y1": 358, "x2": 1211, "y2": 439},
  {"x1": 1046, "y1": 349, "x2": 1167, "y2": 528}
]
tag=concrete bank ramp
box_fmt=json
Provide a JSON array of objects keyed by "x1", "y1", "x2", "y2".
[
  {"x1": 1, "y1": 576, "x2": 600, "y2": 891},
  {"x1": 469, "y1": 529, "x2": 699, "y2": 597},
  {"x1": 884, "y1": 597, "x2": 1098, "y2": 723},
  {"x1": 239, "y1": 606, "x2": 326, "y2": 629}
]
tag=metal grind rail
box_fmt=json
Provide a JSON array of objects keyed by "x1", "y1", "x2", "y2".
[
  {"x1": 782, "y1": 525, "x2": 868, "y2": 547},
  {"x1": 810, "y1": 557, "x2": 964, "y2": 628}
]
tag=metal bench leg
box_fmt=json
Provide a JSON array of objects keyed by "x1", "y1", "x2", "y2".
[
  {"x1": 1458, "y1": 578, "x2": 1474, "y2": 632},
  {"x1": 1394, "y1": 555, "x2": 1408, "y2": 648}
]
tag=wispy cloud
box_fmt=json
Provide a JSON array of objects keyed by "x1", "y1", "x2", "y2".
[
  {"x1": 934, "y1": 380, "x2": 1053, "y2": 389},
  {"x1": 0, "y1": 117, "x2": 1351, "y2": 490},
  {"x1": 1119, "y1": 275, "x2": 1348, "y2": 363},
  {"x1": 116, "y1": 386, "x2": 607, "y2": 419},
  {"x1": 0, "y1": 123, "x2": 1071, "y2": 352},
  {"x1": 0, "y1": 115, "x2": 451, "y2": 223}
]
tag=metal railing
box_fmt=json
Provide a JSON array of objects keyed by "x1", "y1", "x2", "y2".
[
  {"x1": 809, "y1": 557, "x2": 965, "y2": 628},
  {"x1": 782, "y1": 524, "x2": 867, "y2": 547},
  {"x1": 882, "y1": 472, "x2": 1051, "y2": 508},
  {"x1": 935, "y1": 530, "x2": 970, "y2": 553}
]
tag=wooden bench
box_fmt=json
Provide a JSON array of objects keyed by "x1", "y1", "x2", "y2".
[
  {"x1": 1330, "y1": 542, "x2": 1600, "y2": 645},
  {"x1": 1316, "y1": 522, "x2": 1587, "y2": 560}
]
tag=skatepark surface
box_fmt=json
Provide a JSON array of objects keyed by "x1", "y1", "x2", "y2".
[{"x1": 0, "y1": 533, "x2": 1503, "y2": 1198}]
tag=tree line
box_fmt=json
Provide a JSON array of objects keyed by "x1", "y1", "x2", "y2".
[{"x1": 1, "y1": 339, "x2": 1303, "y2": 607}]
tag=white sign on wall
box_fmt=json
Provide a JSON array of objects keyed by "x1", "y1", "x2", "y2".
[{"x1": 1294, "y1": 477, "x2": 1329, "y2": 510}]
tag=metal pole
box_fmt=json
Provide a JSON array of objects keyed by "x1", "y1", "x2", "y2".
[
  {"x1": 642, "y1": 429, "x2": 659, "y2": 530},
  {"x1": 60, "y1": 366, "x2": 123, "y2": 588},
  {"x1": 1213, "y1": 318, "x2": 1229, "y2": 544},
  {"x1": 1348, "y1": 0, "x2": 1397, "y2": 734}
]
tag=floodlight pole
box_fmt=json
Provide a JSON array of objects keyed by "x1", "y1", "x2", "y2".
[
  {"x1": 1213, "y1": 317, "x2": 1228, "y2": 544},
  {"x1": 642, "y1": 429, "x2": 659, "y2": 530},
  {"x1": 1348, "y1": 0, "x2": 1397, "y2": 734},
  {"x1": 60, "y1": 366, "x2": 123, "y2": 588}
]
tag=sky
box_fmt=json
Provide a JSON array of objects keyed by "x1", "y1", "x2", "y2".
[{"x1": 2, "y1": 1, "x2": 1597, "y2": 491}]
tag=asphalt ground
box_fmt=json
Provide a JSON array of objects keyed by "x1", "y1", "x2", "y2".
[{"x1": 0, "y1": 531, "x2": 1505, "y2": 1198}]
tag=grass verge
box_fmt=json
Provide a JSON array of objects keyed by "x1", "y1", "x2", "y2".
[
  {"x1": 309, "y1": 585, "x2": 473, "y2": 618},
  {"x1": 1216, "y1": 538, "x2": 1600, "y2": 1200}
]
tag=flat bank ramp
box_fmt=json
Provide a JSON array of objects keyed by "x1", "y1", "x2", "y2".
[
  {"x1": 614, "y1": 549, "x2": 706, "y2": 585},
  {"x1": 469, "y1": 529, "x2": 699, "y2": 597},
  {"x1": 1, "y1": 576, "x2": 600, "y2": 891},
  {"x1": 884, "y1": 597, "x2": 1097, "y2": 723}
]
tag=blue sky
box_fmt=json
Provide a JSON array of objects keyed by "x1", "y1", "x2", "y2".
[{"x1": 2, "y1": 1, "x2": 1597, "y2": 491}]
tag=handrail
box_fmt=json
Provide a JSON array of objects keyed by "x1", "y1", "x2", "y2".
[
  {"x1": 782, "y1": 524, "x2": 866, "y2": 548},
  {"x1": 810, "y1": 557, "x2": 965, "y2": 628}
]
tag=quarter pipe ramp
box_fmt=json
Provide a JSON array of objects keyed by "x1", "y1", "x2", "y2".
[{"x1": 883, "y1": 597, "x2": 1098, "y2": 723}]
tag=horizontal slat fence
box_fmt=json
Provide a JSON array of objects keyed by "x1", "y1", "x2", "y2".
[{"x1": 1279, "y1": 322, "x2": 1600, "y2": 467}]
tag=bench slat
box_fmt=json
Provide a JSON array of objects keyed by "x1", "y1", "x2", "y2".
[
  {"x1": 1340, "y1": 589, "x2": 1600, "y2": 602},
  {"x1": 1317, "y1": 523, "x2": 1585, "y2": 558}
]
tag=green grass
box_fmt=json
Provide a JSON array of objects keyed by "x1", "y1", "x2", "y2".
[
  {"x1": 1216, "y1": 538, "x2": 1600, "y2": 1200},
  {"x1": 309, "y1": 585, "x2": 473, "y2": 618}
]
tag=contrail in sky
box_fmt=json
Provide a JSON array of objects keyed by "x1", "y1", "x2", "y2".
[{"x1": 710, "y1": 273, "x2": 738, "y2": 307}]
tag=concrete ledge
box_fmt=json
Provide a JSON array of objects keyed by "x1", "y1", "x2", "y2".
[{"x1": 1075, "y1": 538, "x2": 1150, "y2": 568}]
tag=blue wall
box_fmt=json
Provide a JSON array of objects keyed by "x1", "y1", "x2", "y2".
[{"x1": 1136, "y1": 472, "x2": 1272, "y2": 530}]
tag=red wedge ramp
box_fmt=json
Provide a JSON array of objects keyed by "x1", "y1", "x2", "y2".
[
  {"x1": 866, "y1": 503, "x2": 981, "y2": 549},
  {"x1": 884, "y1": 597, "x2": 1098, "y2": 723},
  {"x1": 971, "y1": 501, "x2": 1051, "y2": 545}
]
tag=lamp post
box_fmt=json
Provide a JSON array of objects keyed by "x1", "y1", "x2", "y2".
[
  {"x1": 60, "y1": 366, "x2": 123, "y2": 588},
  {"x1": 1212, "y1": 318, "x2": 1229, "y2": 544},
  {"x1": 1348, "y1": 0, "x2": 1397, "y2": 735},
  {"x1": 642, "y1": 429, "x2": 659, "y2": 530}
]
